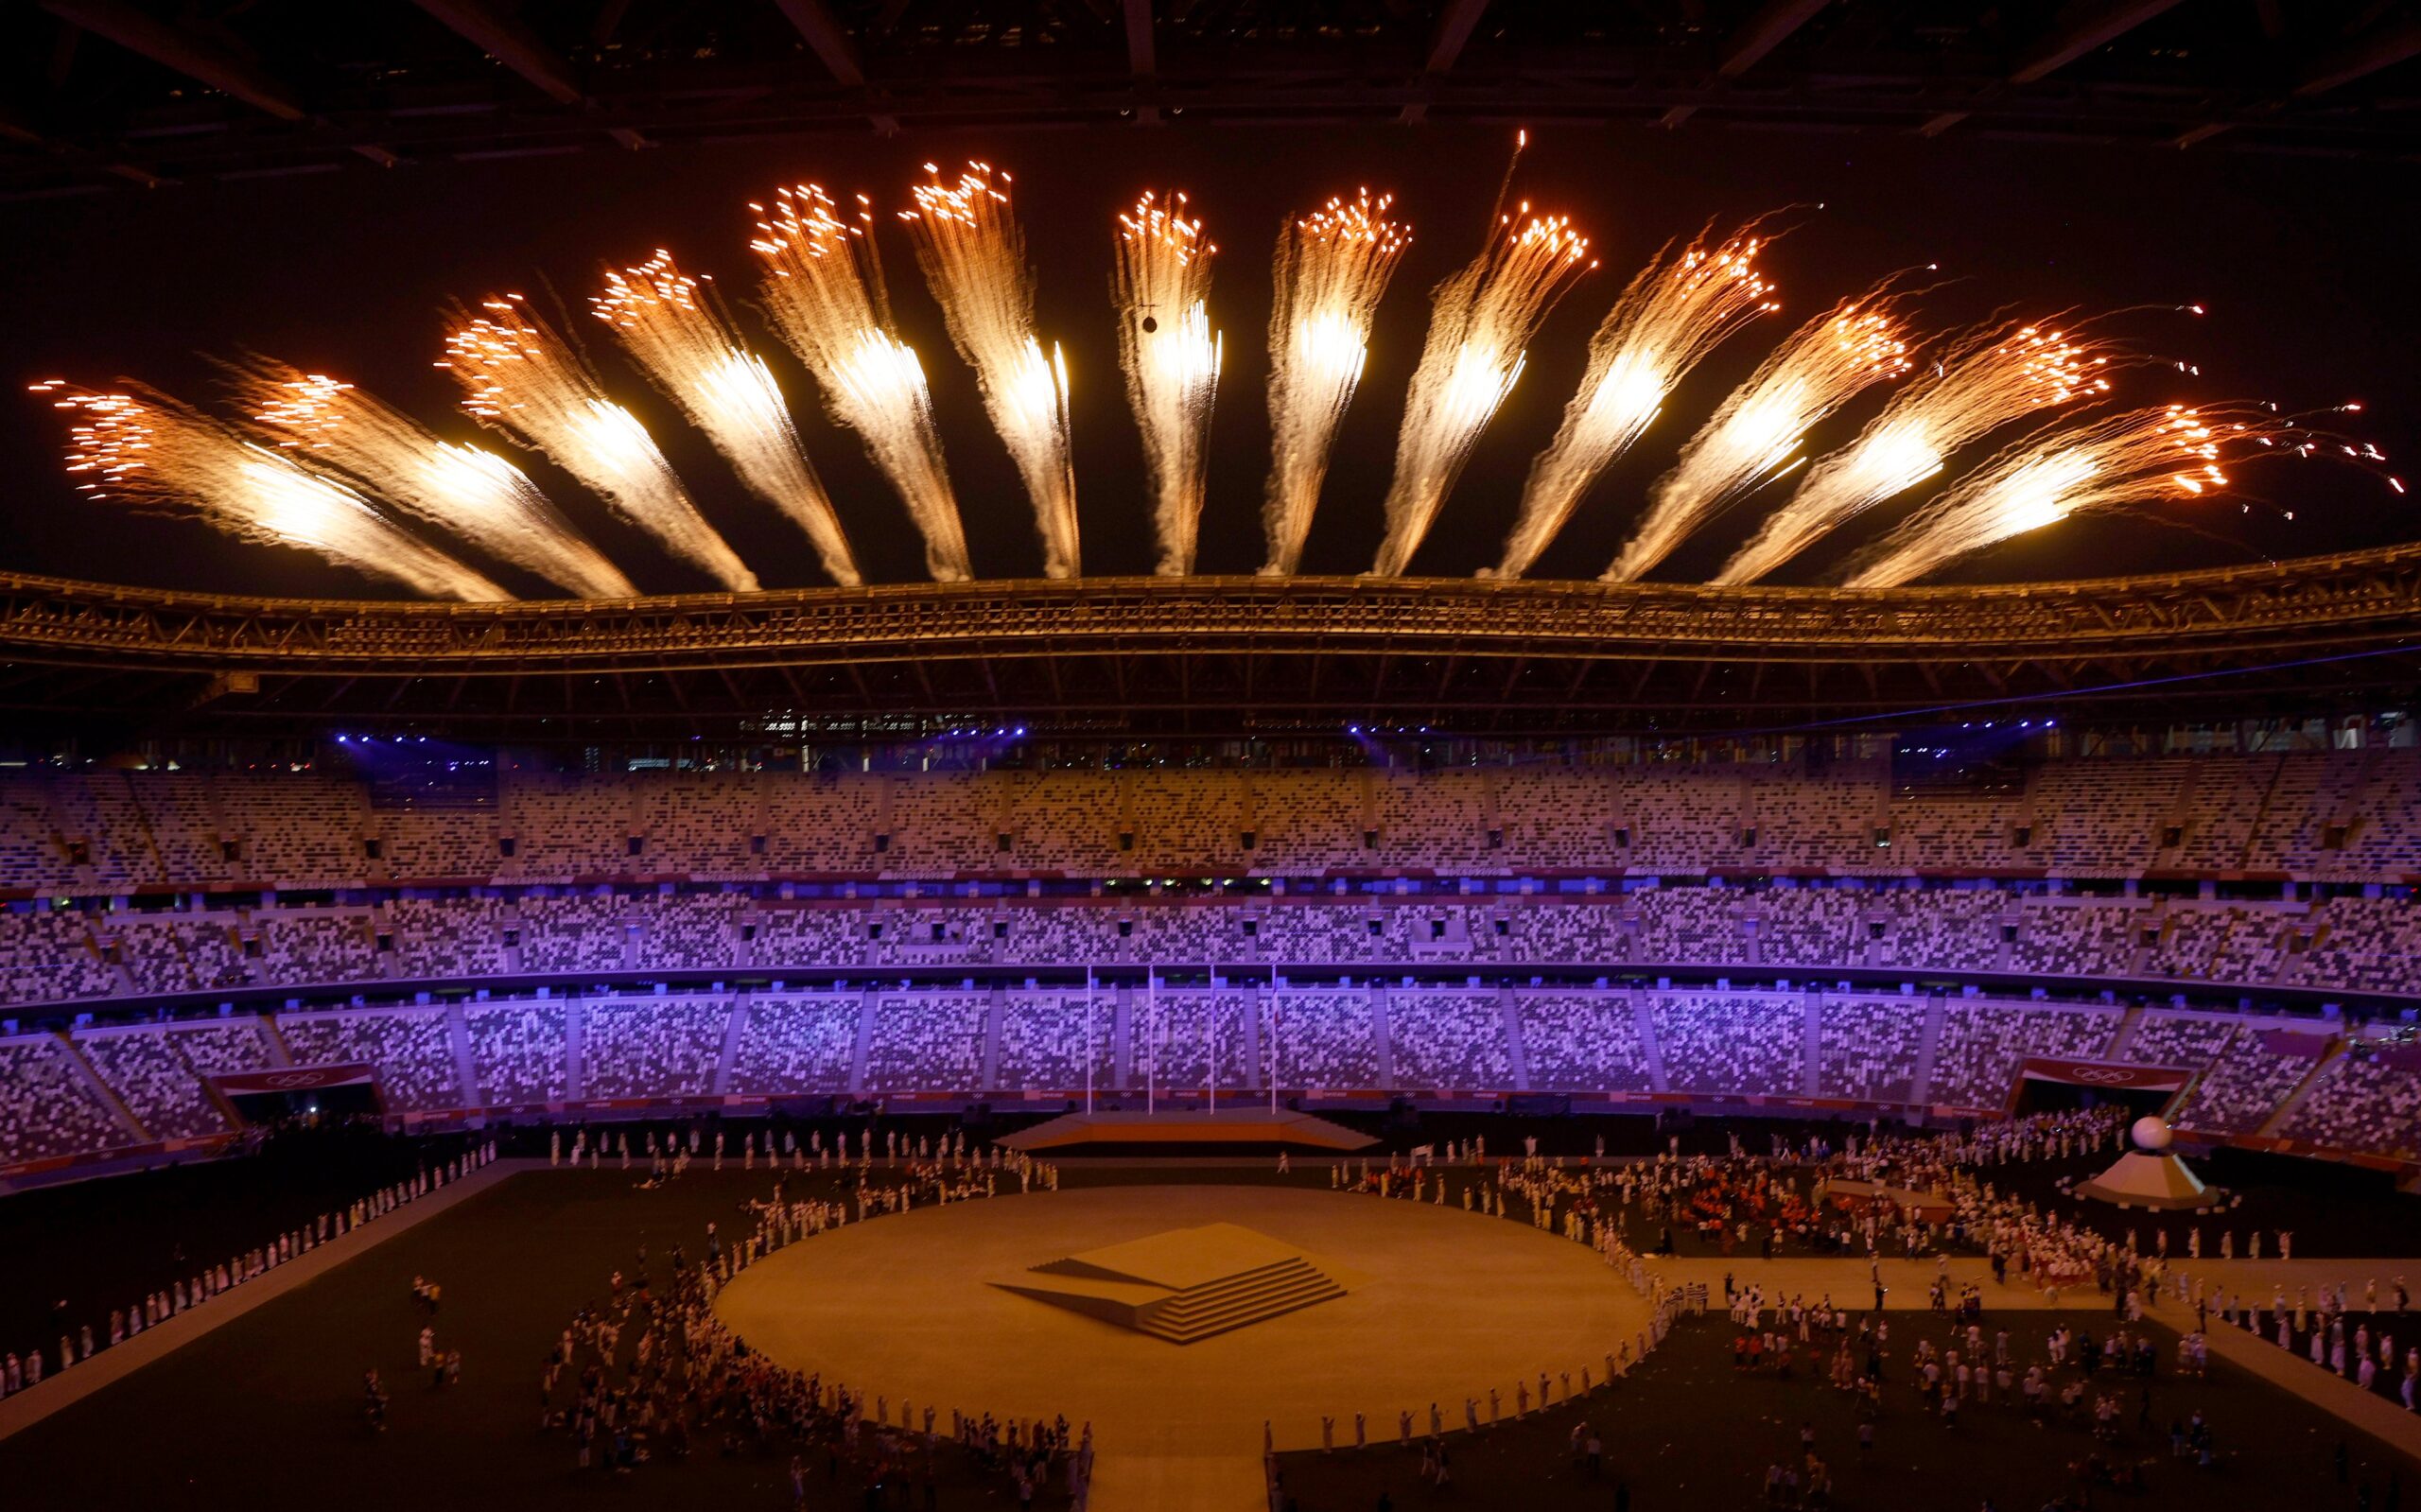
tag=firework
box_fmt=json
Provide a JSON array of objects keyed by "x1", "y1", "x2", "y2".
[
  {"x1": 1605, "y1": 291, "x2": 1914, "y2": 582},
  {"x1": 1370, "y1": 205, "x2": 1593, "y2": 576},
  {"x1": 752, "y1": 184, "x2": 971, "y2": 582},
  {"x1": 1842, "y1": 405, "x2": 2272, "y2": 587},
  {"x1": 594, "y1": 251, "x2": 859, "y2": 587},
  {"x1": 1714, "y1": 320, "x2": 2117, "y2": 583},
  {"x1": 1113, "y1": 191, "x2": 1223, "y2": 576},
  {"x1": 234, "y1": 360, "x2": 636, "y2": 598},
  {"x1": 1495, "y1": 222, "x2": 1777, "y2": 579},
  {"x1": 1261, "y1": 190, "x2": 1409, "y2": 576},
  {"x1": 901, "y1": 162, "x2": 1080, "y2": 578},
  {"x1": 32, "y1": 381, "x2": 509, "y2": 600},
  {"x1": 442, "y1": 294, "x2": 758, "y2": 591}
]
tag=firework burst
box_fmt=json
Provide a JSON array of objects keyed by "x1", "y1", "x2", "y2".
[
  {"x1": 751, "y1": 184, "x2": 971, "y2": 582},
  {"x1": 594, "y1": 251, "x2": 859, "y2": 586},
  {"x1": 1714, "y1": 319, "x2": 2118, "y2": 583},
  {"x1": 901, "y1": 162, "x2": 1080, "y2": 578},
  {"x1": 234, "y1": 359, "x2": 636, "y2": 598},
  {"x1": 441, "y1": 294, "x2": 758, "y2": 591},
  {"x1": 32, "y1": 380, "x2": 509, "y2": 600},
  {"x1": 1261, "y1": 189, "x2": 1409, "y2": 576},
  {"x1": 1842, "y1": 405, "x2": 2275, "y2": 587},
  {"x1": 1495, "y1": 222, "x2": 1777, "y2": 579},
  {"x1": 1605, "y1": 290, "x2": 1914, "y2": 582},
  {"x1": 1114, "y1": 190, "x2": 1223, "y2": 576},
  {"x1": 1371, "y1": 204, "x2": 1593, "y2": 576}
]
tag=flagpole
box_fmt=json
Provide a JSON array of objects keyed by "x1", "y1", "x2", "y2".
[
  {"x1": 1146, "y1": 964, "x2": 1157, "y2": 1116},
  {"x1": 1085, "y1": 964, "x2": 1095, "y2": 1115},
  {"x1": 1268, "y1": 982, "x2": 1280, "y2": 1114}
]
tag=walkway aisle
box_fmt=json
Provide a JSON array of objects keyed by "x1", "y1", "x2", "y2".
[
  {"x1": 0, "y1": 1156, "x2": 539, "y2": 1442},
  {"x1": 1090, "y1": 1451, "x2": 1268, "y2": 1512}
]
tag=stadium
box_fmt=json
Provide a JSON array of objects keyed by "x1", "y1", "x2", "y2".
[{"x1": 4, "y1": 3, "x2": 2421, "y2": 1510}]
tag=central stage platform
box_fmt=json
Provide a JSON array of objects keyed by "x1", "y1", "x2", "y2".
[
  {"x1": 712, "y1": 1185, "x2": 1650, "y2": 1510},
  {"x1": 997, "y1": 1108, "x2": 1376, "y2": 1152},
  {"x1": 996, "y1": 1222, "x2": 1364, "y2": 1342}
]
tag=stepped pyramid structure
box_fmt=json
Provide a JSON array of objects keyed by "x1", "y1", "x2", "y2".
[{"x1": 995, "y1": 1223, "x2": 1363, "y2": 1344}]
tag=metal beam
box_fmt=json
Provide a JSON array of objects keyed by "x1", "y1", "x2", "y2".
[
  {"x1": 410, "y1": 1, "x2": 651, "y2": 148},
  {"x1": 2009, "y1": 0, "x2": 2186, "y2": 85},
  {"x1": 1402, "y1": 0, "x2": 1490, "y2": 123},
  {"x1": 411, "y1": 0, "x2": 583, "y2": 104},
  {"x1": 775, "y1": 0, "x2": 868, "y2": 86},
  {"x1": 1422, "y1": 0, "x2": 1490, "y2": 74},
  {"x1": 41, "y1": 0, "x2": 306, "y2": 120},
  {"x1": 772, "y1": 0, "x2": 901, "y2": 132},
  {"x1": 1718, "y1": 0, "x2": 1830, "y2": 78},
  {"x1": 2293, "y1": 17, "x2": 2421, "y2": 97},
  {"x1": 1660, "y1": 0, "x2": 1830, "y2": 129},
  {"x1": 1125, "y1": 0, "x2": 1159, "y2": 125}
]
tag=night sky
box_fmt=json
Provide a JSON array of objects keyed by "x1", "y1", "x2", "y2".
[{"x1": 3, "y1": 123, "x2": 2416, "y2": 600}]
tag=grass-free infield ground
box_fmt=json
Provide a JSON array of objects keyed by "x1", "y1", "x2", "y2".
[
  {"x1": 1274, "y1": 1306, "x2": 2421, "y2": 1512},
  {"x1": 2, "y1": 1161, "x2": 2417, "y2": 1512},
  {"x1": 0, "y1": 1164, "x2": 1074, "y2": 1512}
]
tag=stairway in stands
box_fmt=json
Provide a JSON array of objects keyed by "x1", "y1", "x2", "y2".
[{"x1": 1133, "y1": 1257, "x2": 1347, "y2": 1344}]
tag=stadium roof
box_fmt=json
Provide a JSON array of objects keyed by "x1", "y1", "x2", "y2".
[
  {"x1": 6, "y1": 1, "x2": 2421, "y2": 200},
  {"x1": 2, "y1": 543, "x2": 2417, "y2": 742}
]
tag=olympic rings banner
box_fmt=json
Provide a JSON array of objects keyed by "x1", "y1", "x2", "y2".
[
  {"x1": 209, "y1": 1061, "x2": 377, "y2": 1094},
  {"x1": 2016, "y1": 1058, "x2": 2191, "y2": 1091}
]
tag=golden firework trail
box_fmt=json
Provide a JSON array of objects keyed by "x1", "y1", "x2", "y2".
[
  {"x1": 1714, "y1": 319, "x2": 2117, "y2": 584},
  {"x1": 31, "y1": 381, "x2": 510, "y2": 600},
  {"x1": 1495, "y1": 222, "x2": 1777, "y2": 579},
  {"x1": 1371, "y1": 202, "x2": 1593, "y2": 576},
  {"x1": 1605, "y1": 290, "x2": 1913, "y2": 582},
  {"x1": 441, "y1": 294, "x2": 759, "y2": 591},
  {"x1": 594, "y1": 251, "x2": 859, "y2": 586},
  {"x1": 234, "y1": 360, "x2": 637, "y2": 598},
  {"x1": 901, "y1": 162, "x2": 1080, "y2": 578},
  {"x1": 1115, "y1": 190, "x2": 1223, "y2": 576},
  {"x1": 1261, "y1": 189, "x2": 1409, "y2": 576},
  {"x1": 1843, "y1": 405, "x2": 2273, "y2": 587},
  {"x1": 752, "y1": 183, "x2": 971, "y2": 582}
]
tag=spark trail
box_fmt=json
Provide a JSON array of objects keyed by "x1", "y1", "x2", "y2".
[
  {"x1": 901, "y1": 162, "x2": 1080, "y2": 578},
  {"x1": 1605, "y1": 291, "x2": 1913, "y2": 582},
  {"x1": 442, "y1": 294, "x2": 758, "y2": 591},
  {"x1": 235, "y1": 360, "x2": 636, "y2": 598},
  {"x1": 1495, "y1": 222, "x2": 1776, "y2": 579},
  {"x1": 1714, "y1": 320, "x2": 2116, "y2": 583},
  {"x1": 595, "y1": 251, "x2": 859, "y2": 586},
  {"x1": 31, "y1": 381, "x2": 509, "y2": 600},
  {"x1": 752, "y1": 184, "x2": 971, "y2": 582},
  {"x1": 1843, "y1": 405, "x2": 2273, "y2": 587},
  {"x1": 1261, "y1": 189, "x2": 1409, "y2": 576},
  {"x1": 1115, "y1": 190, "x2": 1223, "y2": 576},
  {"x1": 1370, "y1": 203, "x2": 1592, "y2": 576}
]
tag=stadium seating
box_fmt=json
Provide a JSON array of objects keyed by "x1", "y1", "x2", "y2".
[
  {"x1": 0, "y1": 980, "x2": 2412, "y2": 1171},
  {"x1": 1514, "y1": 991, "x2": 1651, "y2": 1093},
  {"x1": 2279, "y1": 1045, "x2": 2421, "y2": 1159},
  {"x1": 275, "y1": 1009, "x2": 462, "y2": 1111},
  {"x1": 464, "y1": 1003, "x2": 568, "y2": 1105},
  {"x1": 998, "y1": 991, "x2": 1120, "y2": 1091},
  {"x1": 1926, "y1": 1002, "x2": 2119, "y2": 1109},
  {"x1": 1814, "y1": 994, "x2": 1926, "y2": 1103},
  {"x1": 1650, "y1": 992, "x2": 1805, "y2": 1096},
  {"x1": 863, "y1": 992, "x2": 988, "y2": 1092},
  {"x1": 727, "y1": 994, "x2": 862, "y2": 1095},
  {"x1": 1383, "y1": 989, "x2": 1514, "y2": 1086},
  {"x1": 578, "y1": 997, "x2": 728, "y2": 1100},
  {"x1": 0, "y1": 753, "x2": 2414, "y2": 1174},
  {"x1": 0, "y1": 1033, "x2": 129, "y2": 1162}
]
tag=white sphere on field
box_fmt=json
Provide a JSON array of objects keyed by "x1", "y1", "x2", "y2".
[{"x1": 2131, "y1": 1115, "x2": 2173, "y2": 1152}]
